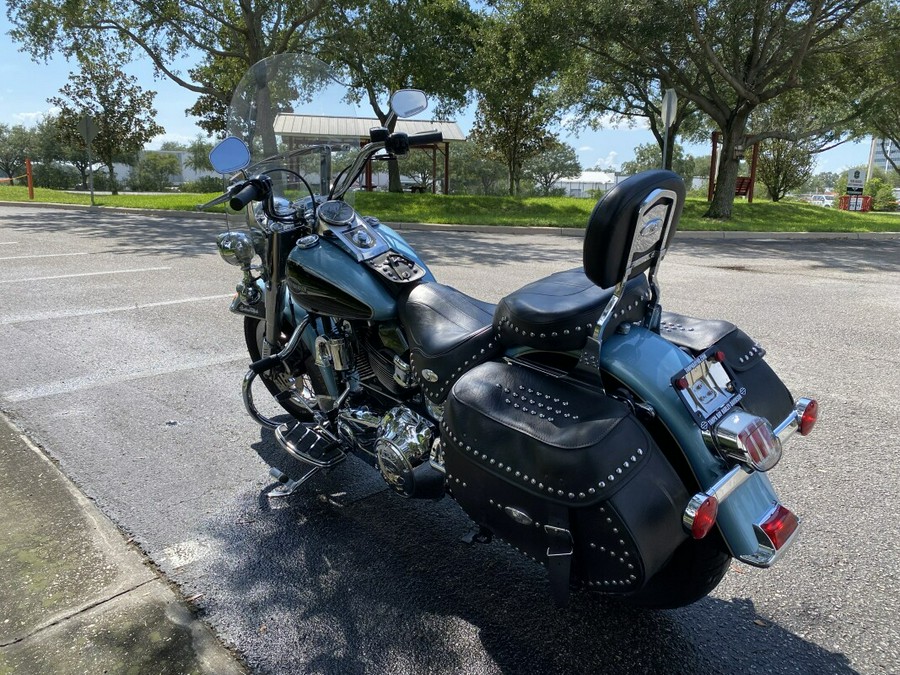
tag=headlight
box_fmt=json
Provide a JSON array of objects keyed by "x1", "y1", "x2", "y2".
[{"x1": 216, "y1": 231, "x2": 255, "y2": 267}]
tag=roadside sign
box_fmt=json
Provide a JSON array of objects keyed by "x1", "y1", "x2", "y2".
[
  {"x1": 661, "y1": 89, "x2": 677, "y2": 129},
  {"x1": 77, "y1": 115, "x2": 98, "y2": 145},
  {"x1": 847, "y1": 168, "x2": 864, "y2": 195},
  {"x1": 660, "y1": 89, "x2": 677, "y2": 170}
]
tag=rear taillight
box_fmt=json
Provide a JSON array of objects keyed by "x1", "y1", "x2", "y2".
[
  {"x1": 798, "y1": 398, "x2": 818, "y2": 436},
  {"x1": 683, "y1": 493, "x2": 719, "y2": 539},
  {"x1": 759, "y1": 504, "x2": 800, "y2": 550},
  {"x1": 713, "y1": 411, "x2": 782, "y2": 472}
]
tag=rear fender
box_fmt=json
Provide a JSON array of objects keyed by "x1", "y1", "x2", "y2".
[{"x1": 599, "y1": 325, "x2": 780, "y2": 560}]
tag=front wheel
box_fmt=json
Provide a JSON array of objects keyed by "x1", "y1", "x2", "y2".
[
  {"x1": 621, "y1": 537, "x2": 731, "y2": 609},
  {"x1": 243, "y1": 316, "x2": 326, "y2": 421}
]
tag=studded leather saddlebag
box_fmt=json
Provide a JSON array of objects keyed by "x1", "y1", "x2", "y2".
[{"x1": 442, "y1": 360, "x2": 689, "y2": 605}]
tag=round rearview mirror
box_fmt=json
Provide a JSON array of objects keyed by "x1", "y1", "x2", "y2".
[
  {"x1": 390, "y1": 89, "x2": 428, "y2": 118},
  {"x1": 209, "y1": 136, "x2": 251, "y2": 174}
]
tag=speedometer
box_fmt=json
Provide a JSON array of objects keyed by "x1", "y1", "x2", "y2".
[{"x1": 317, "y1": 200, "x2": 356, "y2": 225}]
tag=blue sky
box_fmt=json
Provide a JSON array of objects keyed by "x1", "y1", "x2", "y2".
[{"x1": 0, "y1": 15, "x2": 873, "y2": 175}]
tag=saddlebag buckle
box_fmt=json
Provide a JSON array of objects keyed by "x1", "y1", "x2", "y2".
[{"x1": 544, "y1": 525, "x2": 574, "y2": 558}]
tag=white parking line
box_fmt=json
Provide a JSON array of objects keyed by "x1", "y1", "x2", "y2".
[
  {"x1": 1, "y1": 352, "x2": 249, "y2": 403},
  {"x1": 0, "y1": 252, "x2": 91, "y2": 261},
  {"x1": 0, "y1": 241, "x2": 19, "y2": 245},
  {"x1": 0, "y1": 294, "x2": 235, "y2": 325},
  {"x1": 0, "y1": 267, "x2": 172, "y2": 283}
]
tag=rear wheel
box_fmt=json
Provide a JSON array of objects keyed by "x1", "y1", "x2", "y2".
[
  {"x1": 243, "y1": 316, "x2": 327, "y2": 421},
  {"x1": 621, "y1": 536, "x2": 731, "y2": 609}
]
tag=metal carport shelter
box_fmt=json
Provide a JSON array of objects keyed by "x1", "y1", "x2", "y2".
[{"x1": 273, "y1": 115, "x2": 466, "y2": 194}]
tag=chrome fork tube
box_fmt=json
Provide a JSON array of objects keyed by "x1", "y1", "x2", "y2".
[{"x1": 262, "y1": 231, "x2": 285, "y2": 358}]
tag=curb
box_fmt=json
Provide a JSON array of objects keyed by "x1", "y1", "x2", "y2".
[{"x1": 3, "y1": 200, "x2": 899, "y2": 239}]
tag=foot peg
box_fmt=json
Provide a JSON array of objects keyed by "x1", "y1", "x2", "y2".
[{"x1": 275, "y1": 423, "x2": 345, "y2": 468}]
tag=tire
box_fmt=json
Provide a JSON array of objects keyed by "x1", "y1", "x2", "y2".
[
  {"x1": 621, "y1": 536, "x2": 731, "y2": 609},
  {"x1": 243, "y1": 316, "x2": 327, "y2": 421}
]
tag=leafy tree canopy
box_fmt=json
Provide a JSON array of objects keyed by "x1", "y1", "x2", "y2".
[
  {"x1": 48, "y1": 60, "x2": 165, "y2": 194},
  {"x1": 523, "y1": 141, "x2": 582, "y2": 194},
  {"x1": 620, "y1": 142, "x2": 696, "y2": 179}
]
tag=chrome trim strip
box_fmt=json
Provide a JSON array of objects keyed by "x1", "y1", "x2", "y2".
[
  {"x1": 682, "y1": 466, "x2": 752, "y2": 534},
  {"x1": 705, "y1": 464, "x2": 753, "y2": 503}
]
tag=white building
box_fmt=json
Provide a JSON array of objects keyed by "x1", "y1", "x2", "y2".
[
  {"x1": 556, "y1": 171, "x2": 621, "y2": 198},
  {"x1": 874, "y1": 138, "x2": 900, "y2": 172}
]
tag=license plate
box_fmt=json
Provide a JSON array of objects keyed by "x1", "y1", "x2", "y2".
[{"x1": 673, "y1": 350, "x2": 745, "y2": 431}]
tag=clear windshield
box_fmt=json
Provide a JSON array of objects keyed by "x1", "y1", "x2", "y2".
[{"x1": 224, "y1": 53, "x2": 363, "y2": 226}]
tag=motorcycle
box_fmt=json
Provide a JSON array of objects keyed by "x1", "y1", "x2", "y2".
[{"x1": 203, "y1": 54, "x2": 818, "y2": 608}]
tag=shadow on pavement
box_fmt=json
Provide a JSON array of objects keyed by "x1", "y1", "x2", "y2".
[{"x1": 183, "y1": 429, "x2": 854, "y2": 675}]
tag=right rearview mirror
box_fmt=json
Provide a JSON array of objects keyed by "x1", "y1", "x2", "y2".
[{"x1": 390, "y1": 89, "x2": 428, "y2": 118}]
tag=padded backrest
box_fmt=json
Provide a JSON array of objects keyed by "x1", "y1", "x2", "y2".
[{"x1": 583, "y1": 170, "x2": 685, "y2": 288}]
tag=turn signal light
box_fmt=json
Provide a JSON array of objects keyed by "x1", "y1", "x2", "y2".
[
  {"x1": 759, "y1": 504, "x2": 799, "y2": 550},
  {"x1": 798, "y1": 399, "x2": 818, "y2": 436},
  {"x1": 683, "y1": 493, "x2": 719, "y2": 539}
]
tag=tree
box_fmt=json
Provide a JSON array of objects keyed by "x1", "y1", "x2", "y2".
[
  {"x1": 447, "y1": 141, "x2": 508, "y2": 195},
  {"x1": 554, "y1": 31, "x2": 709, "y2": 172},
  {"x1": 0, "y1": 124, "x2": 34, "y2": 186},
  {"x1": 756, "y1": 139, "x2": 815, "y2": 201},
  {"x1": 548, "y1": 0, "x2": 889, "y2": 218},
  {"x1": 48, "y1": 61, "x2": 165, "y2": 194},
  {"x1": 621, "y1": 143, "x2": 696, "y2": 179},
  {"x1": 184, "y1": 135, "x2": 215, "y2": 173},
  {"x1": 469, "y1": 5, "x2": 566, "y2": 195},
  {"x1": 128, "y1": 152, "x2": 182, "y2": 191},
  {"x1": 398, "y1": 148, "x2": 442, "y2": 191},
  {"x1": 522, "y1": 142, "x2": 582, "y2": 194},
  {"x1": 316, "y1": 0, "x2": 479, "y2": 192},
  {"x1": 803, "y1": 171, "x2": 840, "y2": 193},
  {"x1": 855, "y1": 4, "x2": 900, "y2": 178},
  {"x1": 7, "y1": 0, "x2": 323, "y2": 136}
]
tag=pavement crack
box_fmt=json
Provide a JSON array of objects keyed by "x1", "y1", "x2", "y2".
[{"x1": 0, "y1": 578, "x2": 157, "y2": 649}]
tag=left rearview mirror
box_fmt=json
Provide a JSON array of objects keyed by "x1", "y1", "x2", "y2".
[{"x1": 209, "y1": 137, "x2": 251, "y2": 174}]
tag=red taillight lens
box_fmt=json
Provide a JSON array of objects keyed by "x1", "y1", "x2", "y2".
[
  {"x1": 760, "y1": 504, "x2": 799, "y2": 550},
  {"x1": 736, "y1": 417, "x2": 781, "y2": 471},
  {"x1": 685, "y1": 494, "x2": 718, "y2": 539},
  {"x1": 798, "y1": 399, "x2": 818, "y2": 436}
]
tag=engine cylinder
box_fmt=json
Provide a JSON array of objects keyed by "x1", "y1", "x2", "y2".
[{"x1": 375, "y1": 407, "x2": 434, "y2": 497}]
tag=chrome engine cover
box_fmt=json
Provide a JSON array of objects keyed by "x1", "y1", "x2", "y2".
[{"x1": 375, "y1": 407, "x2": 434, "y2": 497}]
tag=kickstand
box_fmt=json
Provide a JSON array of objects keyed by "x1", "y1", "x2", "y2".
[
  {"x1": 267, "y1": 465, "x2": 321, "y2": 498},
  {"x1": 461, "y1": 525, "x2": 493, "y2": 545}
]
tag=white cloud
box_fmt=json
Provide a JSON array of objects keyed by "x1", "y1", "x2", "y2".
[
  {"x1": 12, "y1": 109, "x2": 59, "y2": 126},
  {"x1": 578, "y1": 145, "x2": 593, "y2": 152},
  {"x1": 592, "y1": 151, "x2": 619, "y2": 170},
  {"x1": 147, "y1": 131, "x2": 200, "y2": 150}
]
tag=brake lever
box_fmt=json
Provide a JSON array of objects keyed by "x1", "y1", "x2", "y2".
[{"x1": 195, "y1": 183, "x2": 243, "y2": 211}]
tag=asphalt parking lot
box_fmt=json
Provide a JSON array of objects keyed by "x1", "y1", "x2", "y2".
[{"x1": 1, "y1": 203, "x2": 898, "y2": 674}]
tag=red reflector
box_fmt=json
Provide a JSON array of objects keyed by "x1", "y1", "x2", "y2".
[
  {"x1": 760, "y1": 504, "x2": 799, "y2": 550},
  {"x1": 713, "y1": 350, "x2": 726, "y2": 362},
  {"x1": 691, "y1": 496, "x2": 718, "y2": 539},
  {"x1": 675, "y1": 377, "x2": 689, "y2": 390},
  {"x1": 799, "y1": 399, "x2": 818, "y2": 436}
]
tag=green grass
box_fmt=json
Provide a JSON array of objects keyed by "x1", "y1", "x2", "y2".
[
  {"x1": 2, "y1": 185, "x2": 898, "y2": 232},
  {"x1": 0, "y1": 186, "x2": 222, "y2": 211},
  {"x1": 355, "y1": 192, "x2": 900, "y2": 232}
]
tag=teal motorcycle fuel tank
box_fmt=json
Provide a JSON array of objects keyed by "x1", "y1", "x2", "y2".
[{"x1": 285, "y1": 224, "x2": 434, "y2": 321}]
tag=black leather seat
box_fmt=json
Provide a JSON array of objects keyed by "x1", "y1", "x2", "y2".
[
  {"x1": 399, "y1": 283, "x2": 502, "y2": 402},
  {"x1": 494, "y1": 268, "x2": 651, "y2": 351},
  {"x1": 659, "y1": 311, "x2": 736, "y2": 352}
]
